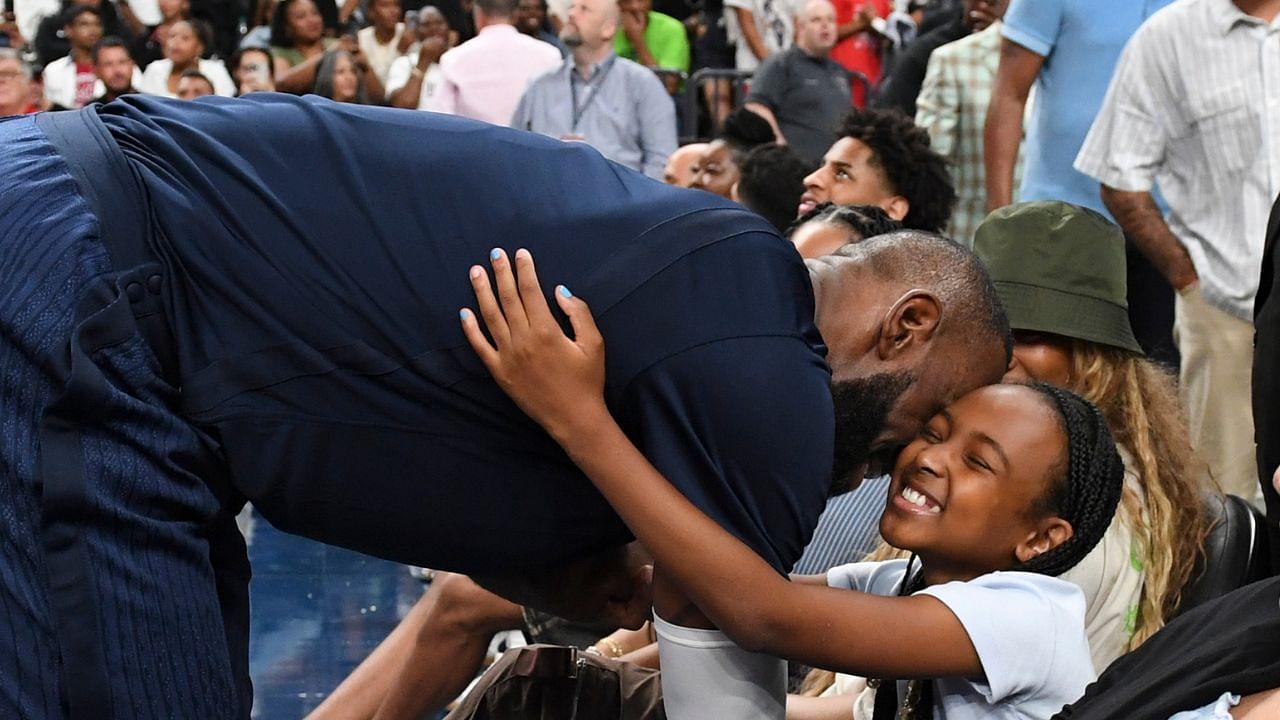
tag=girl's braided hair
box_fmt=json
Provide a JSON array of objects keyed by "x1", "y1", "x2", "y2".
[
  {"x1": 872, "y1": 383, "x2": 1126, "y2": 720},
  {"x1": 1016, "y1": 382, "x2": 1126, "y2": 577}
]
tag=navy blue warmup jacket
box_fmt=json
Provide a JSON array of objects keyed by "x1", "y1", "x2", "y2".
[{"x1": 99, "y1": 94, "x2": 836, "y2": 576}]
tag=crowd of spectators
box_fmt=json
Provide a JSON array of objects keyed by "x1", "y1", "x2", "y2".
[{"x1": 2, "y1": 0, "x2": 1279, "y2": 715}]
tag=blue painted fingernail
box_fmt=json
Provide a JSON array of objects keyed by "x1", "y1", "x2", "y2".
[
  {"x1": 460, "y1": 308, "x2": 471, "y2": 320},
  {"x1": 557, "y1": 286, "x2": 572, "y2": 299},
  {"x1": 490, "y1": 248, "x2": 502, "y2": 261}
]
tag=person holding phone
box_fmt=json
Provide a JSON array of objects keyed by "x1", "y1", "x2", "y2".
[{"x1": 231, "y1": 45, "x2": 276, "y2": 93}]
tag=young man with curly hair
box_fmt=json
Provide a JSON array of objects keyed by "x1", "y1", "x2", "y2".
[{"x1": 797, "y1": 107, "x2": 957, "y2": 233}]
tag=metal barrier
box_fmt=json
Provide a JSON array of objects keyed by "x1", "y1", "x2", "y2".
[
  {"x1": 679, "y1": 68, "x2": 876, "y2": 144},
  {"x1": 681, "y1": 68, "x2": 755, "y2": 144},
  {"x1": 651, "y1": 67, "x2": 689, "y2": 96}
]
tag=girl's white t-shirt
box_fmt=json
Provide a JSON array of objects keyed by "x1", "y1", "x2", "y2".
[{"x1": 826, "y1": 559, "x2": 1096, "y2": 720}]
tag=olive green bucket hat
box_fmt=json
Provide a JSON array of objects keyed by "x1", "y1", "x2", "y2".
[{"x1": 973, "y1": 201, "x2": 1143, "y2": 354}]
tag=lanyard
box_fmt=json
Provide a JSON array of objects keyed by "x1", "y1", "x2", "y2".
[{"x1": 570, "y1": 58, "x2": 615, "y2": 132}]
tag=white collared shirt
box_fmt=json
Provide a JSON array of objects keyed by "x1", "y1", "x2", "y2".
[
  {"x1": 1075, "y1": 0, "x2": 1280, "y2": 320},
  {"x1": 140, "y1": 58, "x2": 237, "y2": 98}
]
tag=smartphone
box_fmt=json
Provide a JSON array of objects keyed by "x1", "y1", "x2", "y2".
[{"x1": 404, "y1": 9, "x2": 419, "y2": 32}]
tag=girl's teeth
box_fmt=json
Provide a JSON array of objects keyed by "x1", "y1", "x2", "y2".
[{"x1": 901, "y1": 486, "x2": 941, "y2": 513}]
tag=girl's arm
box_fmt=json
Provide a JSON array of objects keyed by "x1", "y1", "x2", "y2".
[
  {"x1": 786, "y1": 693, "x2": 858, "y2": 720},
  {"x1": 458, "y1": 250, "x2": 982, "y2": 680}
]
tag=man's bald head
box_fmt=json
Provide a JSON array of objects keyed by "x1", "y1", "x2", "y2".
[
  {"x1": 561, "y1": 0, "x2": 618, "y2": 49},
  {"x1": 795, "y1": 0, "x2": 837, "y2": 56},
  {"x1": 825, "y1": 231, "x2": 1011, "y2": 364},
  {"x1": 809, "y1": 231, "x2": 1011, "y2": 489}
]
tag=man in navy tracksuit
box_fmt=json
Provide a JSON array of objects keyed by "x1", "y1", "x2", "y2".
[{"x1": 0, "y1": 94, "x2": 1006, "y2": 718}]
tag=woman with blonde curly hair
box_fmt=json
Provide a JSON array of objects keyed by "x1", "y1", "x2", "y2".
[{"x1": 978, "y1": 202, "x2": 1216, "y2": 665}]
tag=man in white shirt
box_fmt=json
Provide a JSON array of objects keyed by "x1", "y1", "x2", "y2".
[
  {"x1": 1075, "y1": 0, "x2": 1280, "y2": 505},
  {"x1": 433, "y1": 0, "x2": 562, "y2": 124},
  {"x1": 357, "y1": 0, "x2": 411, "y2": 84}
]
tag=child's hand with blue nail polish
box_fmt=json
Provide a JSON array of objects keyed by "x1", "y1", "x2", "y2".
[{"x1": 458, "y1": 248, "x2": 608, "y2": 441}]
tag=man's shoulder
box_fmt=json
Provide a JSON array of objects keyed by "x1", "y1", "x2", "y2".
[
  {"x1": 613, "y1": 55, "x2": 661, "y2": 81},
  {"x1": 934, "y1": 23, "x2": 995, "y2": 59},
  {"x1": 525, "y1": 61, "x2": 570, "y2": 89},
  {"x1": 756, "y1": 46, "x2": 797, "y2": 72},
  {"x1": 44, "y1": 55, "x2": 72, "y2": 73},
  {"x1": 1133, "y1": 0, "x2": 1206, "y2": 39},
  {"x1": 510, "y1": 31, "x2": 565, "y2": 60},
  {"x1": 817, "y1": 54, "x2": 851, "y2": 78}
]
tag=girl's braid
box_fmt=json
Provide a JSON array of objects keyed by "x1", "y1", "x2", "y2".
[{"x1": 1017, "y1": 383, "x2": 1125, "y2": 577}]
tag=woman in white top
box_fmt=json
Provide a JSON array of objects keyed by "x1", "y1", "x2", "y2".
[
  {"x1": 973, "y1": 203, "x2": 1218, "y2": 670},
  {"x1": 140, "y1": 18, "x2": 235, "y2": 97},
  {"x1": 456, "y1": 248, "x2": 1128, "y2": 720}
]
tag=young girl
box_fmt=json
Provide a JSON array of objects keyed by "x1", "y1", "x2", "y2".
[{"x1": 458, "y1": 249, "x2": 1126, "y2": 719}]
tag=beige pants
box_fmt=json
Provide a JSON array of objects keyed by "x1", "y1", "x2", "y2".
[{"x1": 1174, "y1": 285, "x2": 1262, "y2": 504}]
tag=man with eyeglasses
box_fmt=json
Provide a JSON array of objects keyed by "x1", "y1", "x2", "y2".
[{"x1": 0, "y1": 47, "x2": 36, "y2": 115}]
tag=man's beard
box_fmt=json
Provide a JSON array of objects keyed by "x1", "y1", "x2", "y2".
[
  {"x1": 828, "y1": 371, "x2": 914, "y2": 497},
  {"x1": 560, "y1": 28, "x2": 583, "y2": 46}
]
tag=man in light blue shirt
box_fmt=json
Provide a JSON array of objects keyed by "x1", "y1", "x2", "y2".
[
  {"x1": 983, "y1": 0, "x2": 1177, "y2": 365},
  {"x1": 985, "y1": 0, "x2": 1172, "y2": 214},
  {"x1": 511, "y1": 0, "x2": 677, "y2": 179}
]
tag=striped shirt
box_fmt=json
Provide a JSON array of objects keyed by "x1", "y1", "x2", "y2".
[
  {"x1": 1075, "y1": 0, "x2": 1280, "y2": 321},
  {"x1": 791, "y1": 475, "x2": 889, "y2": 575}
]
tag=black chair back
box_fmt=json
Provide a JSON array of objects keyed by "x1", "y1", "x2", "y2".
[{"x1": 1177, "y1": 493, "x2": 1272, "y2": 615}]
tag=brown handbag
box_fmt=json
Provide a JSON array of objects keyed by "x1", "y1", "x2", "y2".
[{"x1": 444, "y1": 644, "x2": 667, "y2": 720}]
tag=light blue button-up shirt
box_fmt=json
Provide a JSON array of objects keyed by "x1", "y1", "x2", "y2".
[{"x1": 511, "y1": 53, "x2": 677, "y2": 180}]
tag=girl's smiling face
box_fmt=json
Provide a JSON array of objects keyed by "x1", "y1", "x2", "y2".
[{"x1": 879, "y1": 384, "x2": 1074, "y2": 582}]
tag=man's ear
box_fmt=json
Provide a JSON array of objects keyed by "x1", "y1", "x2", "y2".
[
  {"x1": 880, "y1": 195, "x2": 909, "y2": 222},
  {"x1": 876, "y1": 290, "x2": 942, "y2": 361},
  {"x1": 1014, "y1": 518, "x2": 1074, "y2": 564}
]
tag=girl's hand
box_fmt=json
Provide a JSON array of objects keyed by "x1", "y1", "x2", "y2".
[{"x1": 460, "y1": 248, "x2": 608, "y2": 441}]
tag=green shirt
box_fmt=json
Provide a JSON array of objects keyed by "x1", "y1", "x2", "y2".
[
  {"x1": 270, "y1": 38, "x2": 340, "y2": 69},
  {"x1": 614, "y1": 11, "x2": 690, "y2": 74}
]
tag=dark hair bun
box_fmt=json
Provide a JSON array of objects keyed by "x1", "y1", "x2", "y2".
[{"x1": 721, "y1": 107, "x2": 776, "y2": 150}]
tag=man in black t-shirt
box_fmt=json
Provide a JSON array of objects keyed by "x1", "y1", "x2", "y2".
[{"x1": 744, "y1": 0, "x2": 851, "y2": 165}]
